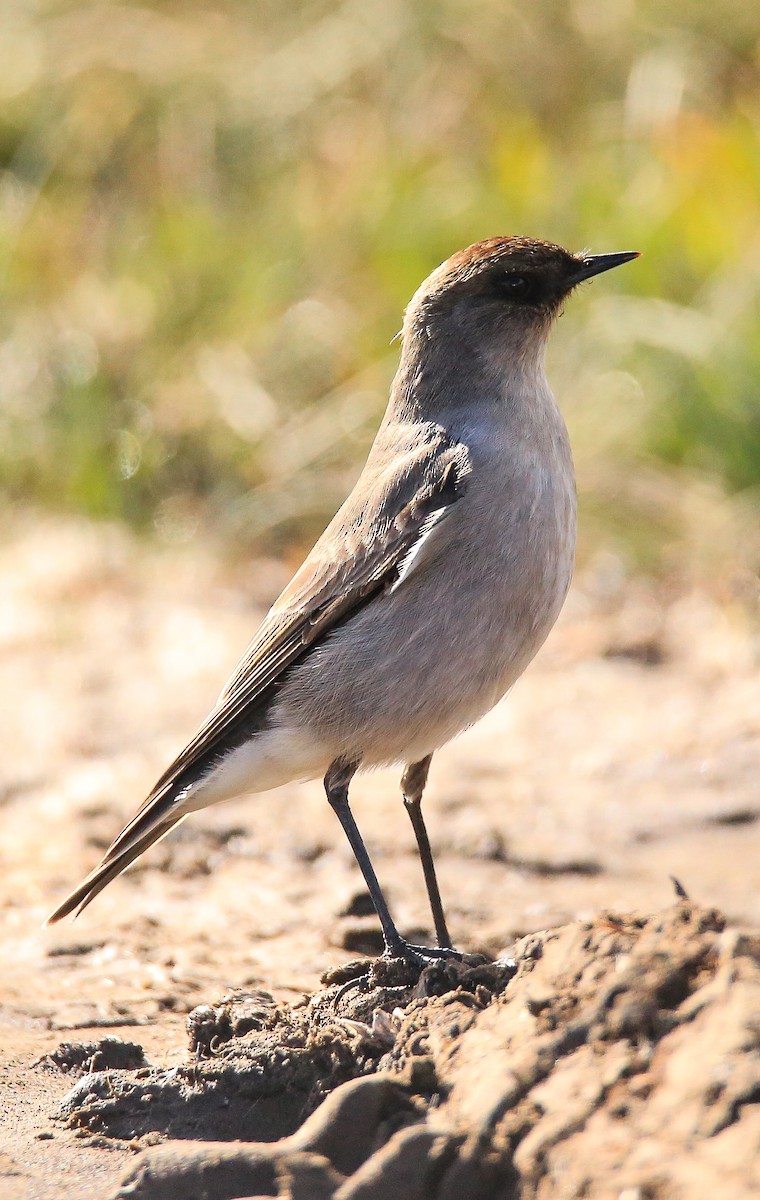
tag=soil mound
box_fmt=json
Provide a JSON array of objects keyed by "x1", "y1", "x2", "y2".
[{"x1": 51, "y1": 901, "x2": 760, "y2": 1199}]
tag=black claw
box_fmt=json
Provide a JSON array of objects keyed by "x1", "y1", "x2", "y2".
[{"x1": 332, "y1": 973, "x2": 371, "y2": 1007}]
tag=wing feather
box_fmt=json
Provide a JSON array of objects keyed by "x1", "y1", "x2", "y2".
[
  {"x1": 67, "y1": 441, "x2": 470, "y2": 884},
  {"x1": 47, "y1": 437, "x2": 470, "y2": 924}
]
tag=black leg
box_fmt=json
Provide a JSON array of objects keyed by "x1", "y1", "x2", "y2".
[
  {"x1": 324, "y1": 758, "x2": 457, "y2": 963},
  {"x1": 401, "y1": 756, "x2": 453, "y2": 949}
]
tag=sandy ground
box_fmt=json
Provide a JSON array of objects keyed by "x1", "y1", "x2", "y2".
[{"x1": 0, "y1": 516, "x2": 758, "y2": 1198}]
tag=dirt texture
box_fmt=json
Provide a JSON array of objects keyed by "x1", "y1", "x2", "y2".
[
  {"x1": 1, "y1": 517, "x2": 759, "y2": 1198},
  {"x1": 46, "y1": 905, "x2": 760, "y2": 1199}
]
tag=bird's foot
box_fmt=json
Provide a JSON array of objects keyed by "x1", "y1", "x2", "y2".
[
  {"x1": 381, "y1": 937, "x2": 463, "y2": 966},
  {"x1": 327, "y1": 941, "x2": 491, "y2": 1003}
]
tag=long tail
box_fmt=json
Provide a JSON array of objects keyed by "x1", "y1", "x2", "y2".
[{"x1": 45, "y1": 793, "x2": 189, "y2": 925}]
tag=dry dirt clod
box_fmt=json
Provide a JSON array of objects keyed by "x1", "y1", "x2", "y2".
[
  {"x1": 45, "y1": 902, "x2": 759, "y2": 1200},
  {"x1": 339, "y1": 890, "x2": 377, "y2": 919},
  {"x1": 35, "y1": 1037, "x2": 148, "y2": 1076},
  {"x1": 333, "y1": 917, "x2": 386, "y2": 956},
  {"x1": 186, "y1": 990, "x2": 277, "y2": 1057},
  {"x1": 321, "y1": 959, "x2": 374, "y2": 986}
]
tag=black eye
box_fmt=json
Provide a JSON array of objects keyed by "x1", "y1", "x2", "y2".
[{"x1": 496, "y1": 273, "x2": 532, "y2": 301}]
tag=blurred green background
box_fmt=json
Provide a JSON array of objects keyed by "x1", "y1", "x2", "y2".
[{"x1": 1, "y1": 0, "x2": 759, "y2": 578}]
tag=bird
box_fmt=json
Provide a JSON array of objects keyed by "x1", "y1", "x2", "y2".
[{"x1": 47, "y1": 237, "x2": 639, "y2": 961}]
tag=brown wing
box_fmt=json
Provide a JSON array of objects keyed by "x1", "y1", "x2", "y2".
[
  {"x1": 47, "y1": 439, "x2": 470, "y2": 924},
  {"x1": 66, "y1": 442, "x2": 468, "y2": 878},
  {"x1": 147, "y1": 445, "x2": 469, "y2": 802}
]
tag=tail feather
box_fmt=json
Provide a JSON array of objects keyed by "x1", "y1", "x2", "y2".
[
  {"x1": 98, "y1": 783, "x2": 185, "y2": 869},
  {"x1": 45, "y1": 814, "x2": 185, "y2": 925}
]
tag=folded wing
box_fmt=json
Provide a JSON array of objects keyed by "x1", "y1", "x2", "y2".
[{"x1": 47, "y1": 436, "x2": 470, "y2": 923}]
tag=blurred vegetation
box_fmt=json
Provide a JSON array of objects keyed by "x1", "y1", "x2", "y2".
[{"x1": 1, "y1": 0, "x2": 759, "y2": 577}]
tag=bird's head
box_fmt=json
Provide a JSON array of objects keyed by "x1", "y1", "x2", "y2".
[{"x1": 405, "y1": 237, "x2": 638, "y2": 372}]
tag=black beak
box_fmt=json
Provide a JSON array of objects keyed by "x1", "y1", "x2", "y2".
[{"x1": 569, "y1": 251, "x2": 640, "y2": 285}]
